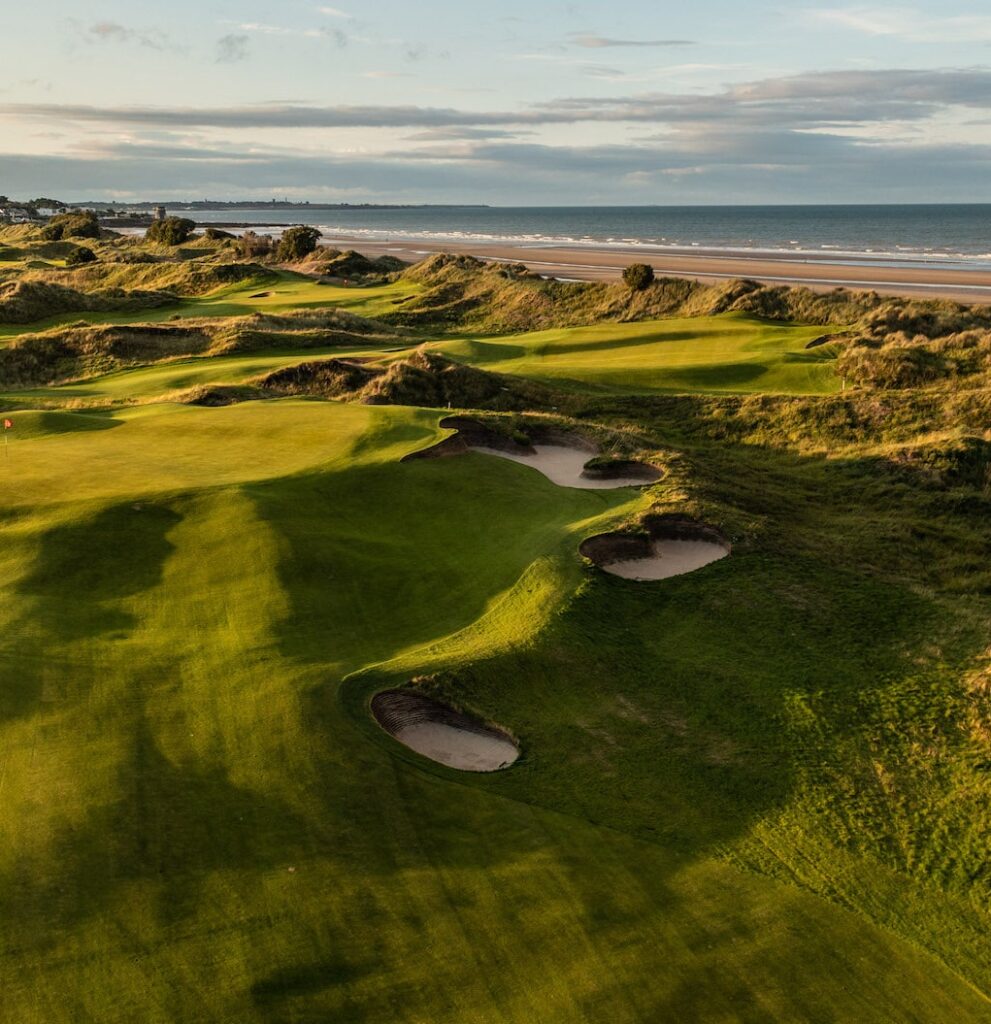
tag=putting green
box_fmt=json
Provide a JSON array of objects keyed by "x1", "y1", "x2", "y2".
[{"x1": 438, "y1": 313, "x2": 841, "y2": 394}]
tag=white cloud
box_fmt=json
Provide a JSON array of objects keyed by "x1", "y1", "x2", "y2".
[
  {"x1": 317, "y1": 6, "x2": 351, "y2": 17},
  {"x1": 6, "y1": 68, "x2": 991, "y2": 132},
  {"x1": 4, "y1": 67, "x2": 991, "y2": 202},
  {"x1": 80, "y1": 20, "x2": 179, "y2": 52},
  {"x1": 238, "y1": 22, "x2": 347, "y2": 45},
  {"x1": 810, "y1": 6, "x2": 991, "y2": 42},
  {"x1": 570, "y1": 34, "x2": 696, "y2": 48}
]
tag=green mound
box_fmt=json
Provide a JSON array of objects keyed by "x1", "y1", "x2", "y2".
[
  {"x1": 259, "y1": 357, "x2": 380, "y2": 398},
  {"x1": 359, "y1": 348, "x2": 564, "y2": 409},
  {"x1": 440, "y1": 313, "x2": 839, "y2": 395},
  {"x1": 0, "y1": 307, "x2": 407, "y2": 393},
  {"x1": 0, "y1": 409, "x2": 118, "y2": 438},
  {"x1": 293, "y1": 247, "x2": 405, "y2": 280},
  {"x1": 58, "y1": 259, "x2": 275, "y2": 297},
  {"x1": 0, "y1": 278, "x2": 174, "y2": 326}
]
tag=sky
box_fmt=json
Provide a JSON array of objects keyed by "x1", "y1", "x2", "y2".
[{"x1": 2, "y1": 0, "x2": 991, "y2": 204}]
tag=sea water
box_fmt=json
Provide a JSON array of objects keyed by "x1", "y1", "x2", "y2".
[{"x1": 184, "y1": 204, "x2": 991, "y2": 269}]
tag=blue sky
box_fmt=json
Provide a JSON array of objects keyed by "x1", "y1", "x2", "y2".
[{"x1": 2, "y1": 0, "x2": 991, "y2": 203}]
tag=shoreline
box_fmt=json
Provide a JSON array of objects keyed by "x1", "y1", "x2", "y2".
[
  {"x1": 317, "y1": 234, "x2": 991, "y2": 303},
  {"x1": 116, "y1": 220, "x2": 991, "y2": 302}
]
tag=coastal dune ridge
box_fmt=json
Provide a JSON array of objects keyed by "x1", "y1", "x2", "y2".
[{"x1": 171, "y1": 204, "x2": 991, "y2": 302}]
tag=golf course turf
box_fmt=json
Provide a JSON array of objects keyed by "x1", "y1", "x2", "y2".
[
  {"x1": 2, "y1": 232, "x2": 991, "y2": 1022},
  {"x1": 437, "y1": 313, "x2": 842, "y2": 395}
]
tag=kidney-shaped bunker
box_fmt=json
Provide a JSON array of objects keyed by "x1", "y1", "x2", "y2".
[
  {"x1": 580, "y1": 515, "x2": 731, "y2": 581},
  {"x1": 371, "y1": 689, "x2": 519, "y2": 772},
  {"x1": 403, "y1": 417, "x2": 662, "y2": 490}
]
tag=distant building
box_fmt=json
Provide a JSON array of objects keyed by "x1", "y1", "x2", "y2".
[
  {"x1": 36, "y1": 207, "x2": 62, "y2": 218},
  {"x1": 153, "y1": 206, "x2": 167, "y2": 221},
  {"x1": 0, "y1": 208, "x2": 31, "y2": 223}
]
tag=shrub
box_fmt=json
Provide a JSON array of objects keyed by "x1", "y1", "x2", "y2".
[
  {"x1": 276, "y1": 225, "x2": 322, "y2": 262},
  {"x1": 146, "y1": 217, "x2": 196, "y2": 246},
  {"x1": 622, "y1": 263, "x2": 655, "y2": 291},
  {"x1": 238, "y1": 231, "x2": 274, "y2": 259},
  {"x1": 41, "y1": 210, "x2": 100, "y2": 241},
  {"x1": 65, "y1": 246, "x2": 98, "y2": 267},
  {"x1": 204, "y1": 227, "x2": 235, "y2": 241}
]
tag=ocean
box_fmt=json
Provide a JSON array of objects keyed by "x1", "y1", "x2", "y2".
[{"x1": 182, "y1": 205, "x2": 991, "y2": 269}]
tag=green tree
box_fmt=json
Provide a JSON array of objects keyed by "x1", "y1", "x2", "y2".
[
  {"x1": 41, "y1": 210, "x2": 100, "y2": 241},
  {"x1": 276, "y1": 225, "x2": 322, "y2": 261},
  {"x1": 65, "y1": 246, "x2": 98, "y2": 267},
  {"x1": 622, "y1": 263, "x2": 655, "y2": 291},
  {"x1": 146, "y1": 217, "x2": 197, "y2": 246}
]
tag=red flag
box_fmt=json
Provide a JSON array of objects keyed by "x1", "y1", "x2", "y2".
[{"x1": 2, "y1": 419, "x2": 11, "y2": 430}]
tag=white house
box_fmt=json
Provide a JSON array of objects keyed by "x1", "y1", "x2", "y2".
[{"x1": 0, "y1": 208, "x2": 31, "y2": 223}]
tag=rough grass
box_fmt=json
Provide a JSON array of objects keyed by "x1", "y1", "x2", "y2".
[
  {"x1": 0, "y1": 305, "x2": 406, "y2": 392},
  {"x1": 394, "y1": 252, "x2": 991, "y2": 338},
  {"x1": 3, "y1": 239, "x2": 991, "y2": 1022},
  {"x1": 0, "y1": 270, "x2": 420, "y2": 342}
]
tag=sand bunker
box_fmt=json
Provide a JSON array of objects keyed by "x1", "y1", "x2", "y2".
[
  {"x1": 581, "y1": 516, "x2": 730, "y2": 581},
  {"x1": 403, "y1": 417, "x2": 661, "y2": 489},
  {"x1": 371, "y1": 690, "x2": 519, "y2": 772},
  {"x1": 470, "y1": 444, "x2": 660, "y2": 490},
  {"x1": 602, "y1": 538, "x2": 728, "y2": 580}
]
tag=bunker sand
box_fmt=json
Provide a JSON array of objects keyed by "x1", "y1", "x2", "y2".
[
  {"x1": 603, "y1": 538, "x2": 729, "y2": 580},
  {"x1": 372, "y1": 690, "x2": 519, "y2": 772},
  {"x1": 471, "y1": 443, "x2": 660, "y2": 490},
  {"x1": 581, "y1": 517, "x2": 732, "y2": 581}
]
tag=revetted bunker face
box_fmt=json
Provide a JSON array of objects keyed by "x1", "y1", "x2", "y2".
[
  {"x1": 580, "y1": 515, "x2": 731, "y2": 581},
  {"x1": 404, "y1": 417, "x2": 663, "y2": 490},
  {"x1": 371, "y1": 689, "x2": 519, "y2": 772}
]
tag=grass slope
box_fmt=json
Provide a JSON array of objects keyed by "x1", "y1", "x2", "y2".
[
  {"x1": 0, "y1": 308, "x2": 837, "y2": 412},
  {"x1": 2, "y1": 243, "x2": 990, "y2": 1022},
  {"x1": 0, "y1": 403, "x2": 989, "y2": 1022},
  {"x1": 439, "y1": 313, "x2": 840, "y2": 395},
  {"x1": 0, "y1": 348, "x2": 387, "y2": 407},
  {"x1": 0, "y1": 310, "x2": 842, "y2": 410},
  {"x1": 0, "y1": 271, "x2": 418, "y2": 343}
]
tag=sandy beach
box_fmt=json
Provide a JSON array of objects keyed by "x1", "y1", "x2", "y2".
[{"x1": 317, "y1": 233, "x2": 991, "y2": 303}]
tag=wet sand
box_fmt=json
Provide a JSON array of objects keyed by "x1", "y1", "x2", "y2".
[{"x1": 320, "y1": 233, "x2": 991, "y2": 303}]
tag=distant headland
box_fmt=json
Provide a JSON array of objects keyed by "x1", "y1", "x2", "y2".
[{"x1": 67, "y1": 201, "x2": 491, "y2": 211}]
